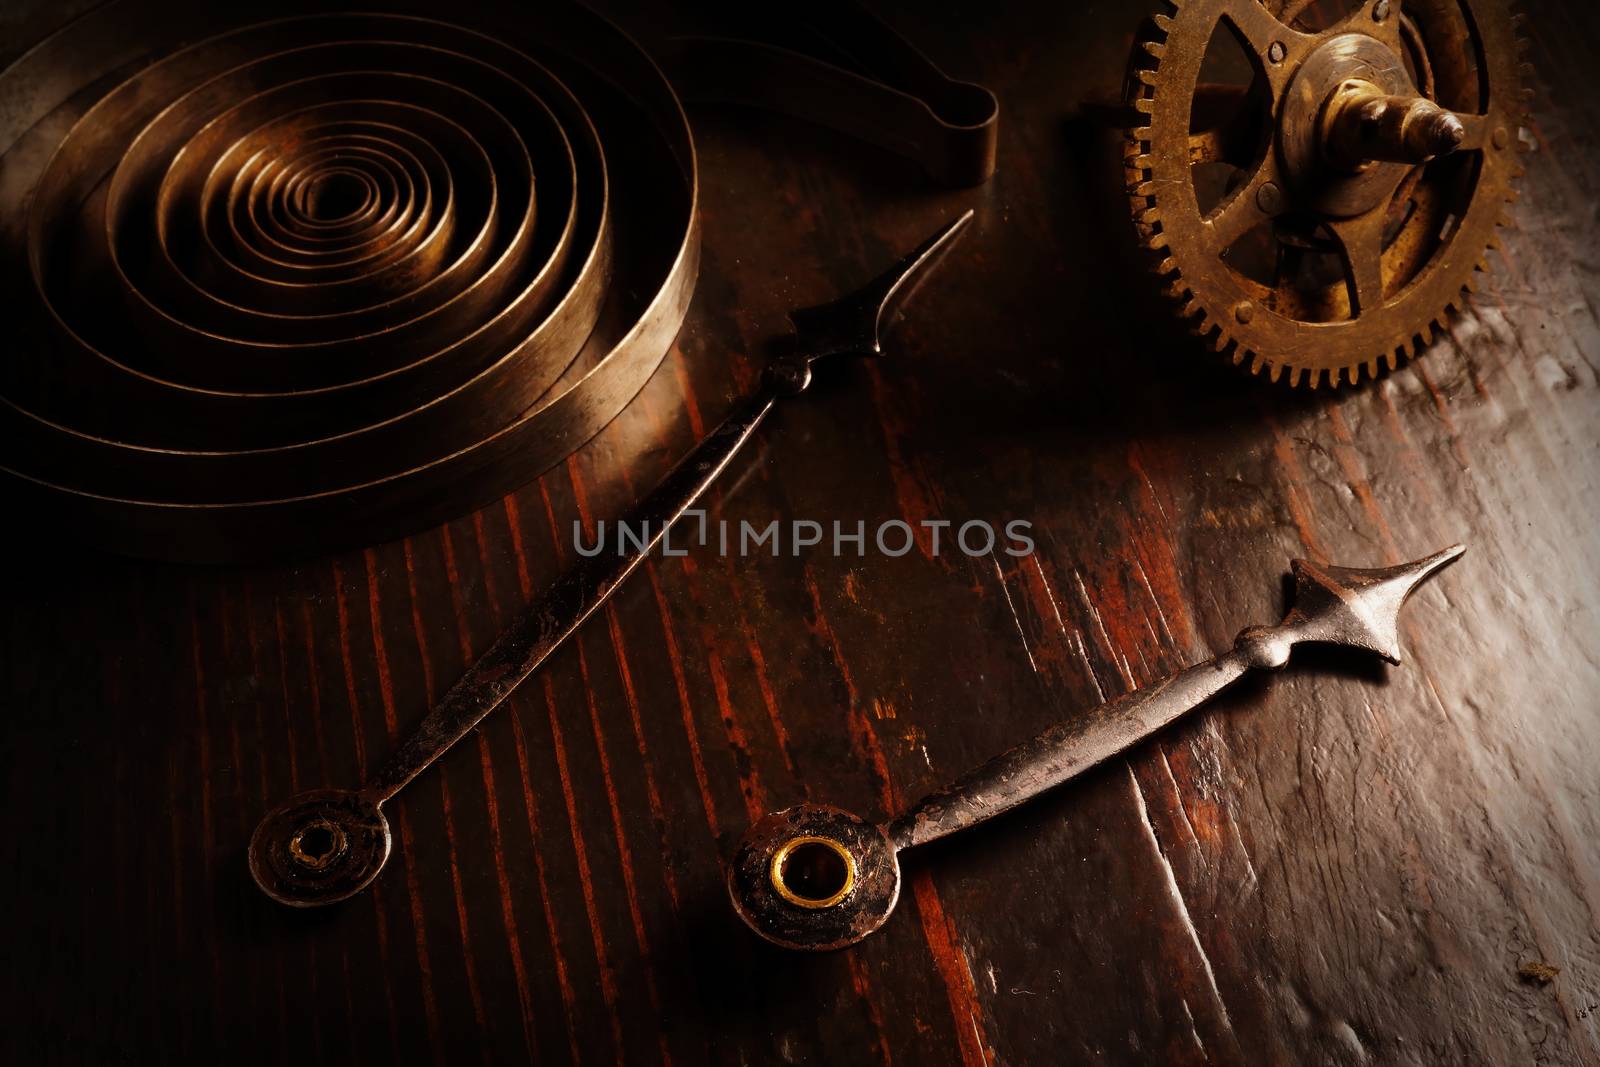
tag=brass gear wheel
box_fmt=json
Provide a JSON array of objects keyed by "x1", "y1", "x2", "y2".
[{"x1": 1125, "y1": 0, "x2": 1531, "y2": 386}]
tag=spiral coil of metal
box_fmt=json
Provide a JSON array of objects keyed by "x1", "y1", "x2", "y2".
[{"x1": 0, "y1": 0, "x2": 698, "y2": 562}]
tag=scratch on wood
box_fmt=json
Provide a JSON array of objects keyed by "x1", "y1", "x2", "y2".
[
  {"x1": 1071, "y1": 569, "x2": 1135, "y2": 690},
  {"x1": 1223, "y1": 804, "x2": 1260, "y2": 896},
  {"x1": 971, "y1": 1011, "x2": 993, "y2": 1067},
  {"x1": 1128, "y1": 444, "x2": 1175, "y2": 532},
  {"x1": 907, "y1": 869, "x2": 992, "y2": 1067},
  {"x1": 1180, "y1": 998, "x2": 1210, "y2": 1062},
  {"x1": 1157, "y1": 748, "x2": 1203, "y2": 856},
  {"x1": 1127, "y1": 767, "x2": 1236, "y2": 1039},
  {"x1": 1131, "y1": 557, "x2": 1179, "y2": 653},
  {"x1": 990, "y1": 552, "x2": 1039, "y2": 675},
  {"x1": 1030, "y1": 555, "x2": 1069, "y2": 637},
  {"x1": 1069, "y1": 629, "x2": 1107, "y2": 703},
  {"x1": 1265, "y1": 419, "x2": 1333, "y2": 562}
]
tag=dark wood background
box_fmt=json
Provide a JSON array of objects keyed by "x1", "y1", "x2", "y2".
[{"x1": 4, "y1": 1, "x2": 1598, "y2": 1063}]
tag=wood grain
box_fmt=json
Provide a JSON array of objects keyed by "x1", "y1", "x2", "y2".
[{"x1": 3, "y1": 1, "x2": 1598, "y2": 1063}]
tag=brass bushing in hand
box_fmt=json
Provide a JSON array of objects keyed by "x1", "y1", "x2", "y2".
[{"x1": 768, "y1": 835, "x2": 858, "y2": 909}]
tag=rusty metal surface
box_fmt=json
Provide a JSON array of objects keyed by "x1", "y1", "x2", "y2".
[{"x1": 1125, "y1": 0, "x2": 1531, "y2": 386}]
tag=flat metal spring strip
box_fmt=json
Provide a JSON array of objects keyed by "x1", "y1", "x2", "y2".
[{"x1": 0, "y1": 0, "x2": 698, "y2": 562}]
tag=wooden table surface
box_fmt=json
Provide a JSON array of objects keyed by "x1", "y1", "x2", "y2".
[{"x1": 4, "y1": 1, "x2": 1599, "y2": 1063}]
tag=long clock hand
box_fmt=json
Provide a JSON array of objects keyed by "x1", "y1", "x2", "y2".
[{"x1": 249, "y1": 211, "x2": 975, "y2": 906}]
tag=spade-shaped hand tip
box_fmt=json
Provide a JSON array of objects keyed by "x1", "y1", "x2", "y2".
[
  {"x1": 787, "y1": 209, "x2": 975, "y2": 362},
  {"x1": 1284, "y1": 544, "x2": 1465, "y2": 664}
]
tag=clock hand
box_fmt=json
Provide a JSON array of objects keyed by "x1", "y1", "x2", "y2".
[
  {"x1": 728, "y1": 544, "x2": 1464, "y2": 950},
  {"x1": 248, "y1": 211, "x2": 975, "y2": 906}
]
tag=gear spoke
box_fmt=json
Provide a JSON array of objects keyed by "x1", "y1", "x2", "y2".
[
  {"x1": 1327, "y1": 213, "x2": 1389, "y2": 317},
  {"x1": 1219, "y1": 0, "x2": 1311, "y2": 94},
  {"x1": 1205, "y1": 160, "x2": 1284, "y2": 251},
  {"x1": 1335, "y1": 0, "x2": 1405, "y2": 50}
]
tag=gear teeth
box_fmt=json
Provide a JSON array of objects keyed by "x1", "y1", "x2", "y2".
[{"x1": 1120, "y1": 0, "x2": 1526, "y2": 390}]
